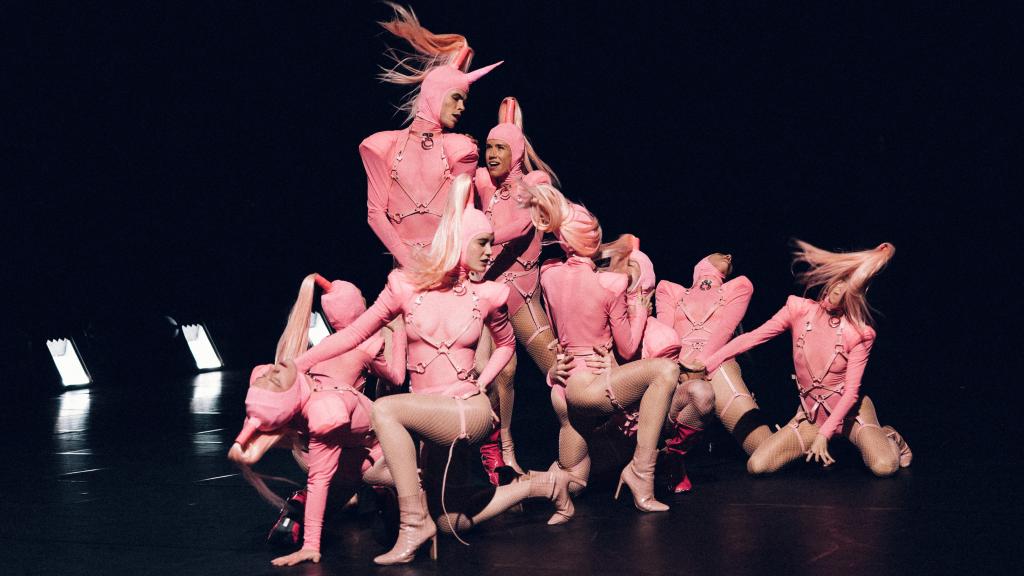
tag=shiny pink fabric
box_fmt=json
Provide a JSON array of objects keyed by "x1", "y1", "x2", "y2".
[
  {"x1": 703, "y1": 296, "x2": 876, "y2": 440},
  {"x1": 300, "y1": 329, "x2": 405, "y2": 552},
  {"x1": 474, "y1": 151, "x2": 543, "y2": 316},
  {"x1": 540, "y1": 256, "x2": 646, "y2": 377},
  {"x1": 656, "y1": 258, "x2": 753, "y2": 363},
  {"x1": 296, "y1": 269, "x2": 514, "y2": 398},
  {"x1": 417, "y1": 62, "x2": 502, "y2": 124},
  {"x1": 321, "y1": 281, "x2": 366, "y2": 330}
]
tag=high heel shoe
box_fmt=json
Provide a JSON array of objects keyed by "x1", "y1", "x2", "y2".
[
  {"x1": 373, "y1": 490, "x2": 437, "y2": 565},
  {"x1": 662, "y1": 423, "x2": 702, "y2": 493},
  {"x1": 615, "y1": 446, "x2": 669, "y2": 512},
  {"x1": 883, "y1": 425, "x2": 913, "y2": 468},
  {"x1": 500, "y1": 437, "x2": 527, "y2": 476},
  {"x1": 537, "y1": 462, "x2": 578, "y2": 525},
  {"x1": 479, "y1": 428, "x2": 507, "y2": 486}
]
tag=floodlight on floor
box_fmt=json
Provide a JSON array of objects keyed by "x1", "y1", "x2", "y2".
[
  {"x1": 308, "y1": 311, "x2": 332, "y2": 346},
  {"x1": 46, "y1": 338, "x2": 91, "y2": 387},
  {"x1": 182, "y1": 324, "x2": 223, "y2": 370}
]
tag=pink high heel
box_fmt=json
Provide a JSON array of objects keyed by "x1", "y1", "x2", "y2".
[
  {"x1": 373, "y1": 490, "x2": 437, "y2": 565},
  {"x1": 663, "y1": 423, "x2": 702, "y2": 493},
  {"x1": 479, "y1": 428, "x2": 507, "y2": 486},
  {"x1": 615, "y1": 446, "x2": 669, "y2": 512}
]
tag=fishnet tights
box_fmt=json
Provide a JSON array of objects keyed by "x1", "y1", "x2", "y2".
[
  {"x1": 710, "y1": 360, "x2": 772, "y2": 455},
  {"x1": 509, "y1": 299, "x2": 558, "y2": 376},
  {"x1": 747, "y1": 395, "x2": 900, "y2": 476},
  {"x1": 371, "y1": 392, "x2": 494, "y2": 497},
  {"x1": 845, "y1": 395, "x2": 900, "y2": 477},
  {"x1": 436, "y1": 473, "x2": 539, "y2": 532},
  {"x1": 670, "y1": 378, "x2": 716, "y2": 430},
  {"x1": 550, "y1": 386, "x2": 591, "y2": 494},
  {"x1": 566, "y1": 358, "x2": 678, "y2": 453}
]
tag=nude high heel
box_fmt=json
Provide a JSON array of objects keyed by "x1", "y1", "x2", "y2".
[
  {"x1": 536, "y1": 462, "x2": 577, "y2": 525},
  {"x1": 615, "y1": 446, "x2": 669, "y2": 512},
  {"x1": 373, "y1": 490, "x2": 437, "y2": 565},
  {"x1": 883, "y1": 425, "x2": 913, "y2": 468}
]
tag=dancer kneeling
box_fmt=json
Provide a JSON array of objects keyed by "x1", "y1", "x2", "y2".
[
  {"x1": 229, "y1": 275, "x2": 405, "y2": 565},
  {"x1": 522, "y1": 184, "x2": 678, "y2": 514},
  {"x1": 292, "y1": 174, "x2": 566, "y2": 565},
  {"x1": 694, "y1": 241, "x2": 912, "y2": 477}
]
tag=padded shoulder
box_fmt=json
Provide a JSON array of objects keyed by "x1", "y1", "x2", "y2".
[
  {"x1": 444, "y1": 133, "x2": 480, "y2": 162},
  {"x1": 541, "y1": 257, "x2": 564, "y2": 274},
  {"x1": 359, "y1": 130, "x2": 400, "y2": 159},
  {"x1": 473, "y1": 280, "x2": 510, "y2": 309},
  {"x1": 385, "y1": 269, "x2": 415, "y2": 301},
  {"x1": 726, "y1": 275, "x2": 754, "y2": 295},
  {"x1": 657, "y1": 279, "x2": 683, "y2": 299},
  {"x1": 598, "y1": 271, "x2": 629, "y2": 294},
  {"x1": 785, "y1": 294, "x2": 813, "y2": 313}
]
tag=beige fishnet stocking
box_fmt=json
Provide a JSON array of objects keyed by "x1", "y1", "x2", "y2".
[
  {"x1": 510, "y1": 299, "x2": 558, "y2": 376},
  {"x1": 710, "y1": 360, "x2": 772, "y2": 455},
  {"x1": 371, "y1": 393, "x2": 494, "y2": 498},
  {"x1": 746, "y1": 414, "x2": 820, "y2": 474},
  {"x1": 670, "y1": 378, "x2": 716, "y2": 429},
  {"x1": 550, "y1": 386, "x2": 591, "y2": 494},
  {"x1": 846, "y1": 395, "x2": 900, "y2": 477},
  {"x1": 566, "y1": 358, "x2": 678, "y2": 455}
]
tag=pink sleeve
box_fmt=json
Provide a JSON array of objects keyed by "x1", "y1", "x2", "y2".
[
  {"x1": 702, "y1": 276, "x2": 754, "y2": 358},
  {"x1": 476, "y1": 285, "x2": 515, "y2": 391},
  {"x1": 295, "y1": 272, "x2": 405, "y2": 372},
  {"x1": 361, "y1": 134, "x2": 412, "y2": 267},
  {"x1": 448, "y1": 135, "x2": 479, "y2": 178},
  {"x1": 703, "y1": 298, "x2": 795, "y2": 373},
  {"x1": 606, "y1": 275, "x2": 646, "y2": 360},
  {"x1": 302, "y1": 436, "x2": 340, "y2": 552},
  {"x1": 655, "y1": 280, "x2": 677, "y2": 327},
  {"x1": 369, "y1": 323, "x2": 407, "y2": 387},
  {"x1": 817, "y1": 332, "x2": 874, "y2": 439},
  {"x1": 491, "y1": 207, "x2": 534, "y2": 246}
]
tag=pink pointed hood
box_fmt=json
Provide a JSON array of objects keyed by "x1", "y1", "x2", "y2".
[
  {"x1": 234, "y1": 364, "x2": 304, "y2": 446},
  {"x1": 487, "y1": 96, "x2": 525, "y2": 167},
  {"x1": 629, "y1": 239, "x2": 657, "y2": 295},
  {"x1": 460, "y1": 204, "x2": 493, "y2": 270},
  {"x1": 315, "y1": 275, "x2": 366, "y2": 330},
  {"x1": 692, "y1": 256, "x2": 725, "y2": 285},
  {"x1": 417, "y1": 60, "x2": 503, "y2": 125}
]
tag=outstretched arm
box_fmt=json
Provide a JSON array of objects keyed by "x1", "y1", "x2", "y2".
[
  {"x1": 702, "y1": 300, "x2": 794, "y2": 373},
  {"x1": 370, "y1": 319, "x2": 407, "y2": 387}
]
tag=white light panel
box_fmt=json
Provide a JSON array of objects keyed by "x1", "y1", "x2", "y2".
[
  {"x1": 308, "y1": 312, "x2": 331, "y2": 346},
  {"x1": 182, "y1": 324, "x2": 223, "y2": 370},
  {"x1": 46, "y1": 338, "x2": 91, "y2": 386}
]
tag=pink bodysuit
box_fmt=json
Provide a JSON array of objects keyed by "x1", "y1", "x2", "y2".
[
  {"x1": 703, "y1": 295, "x2": 876, "y2": 440},
  {"x1": 475, "y1": 165, "x2": 541, "y2": 319},
  {"x1": 296, "y1": 269, "x2": 515, "y2": 412},
  {"x1": 655, "y1": 258, "x2": 754, "y2": 363},
  {"x1": 541, "y1": 256, "x2": 647, "y2": 390},
  {"x1": 363, "y1": 62, "x2": 501, "y2": 268}
]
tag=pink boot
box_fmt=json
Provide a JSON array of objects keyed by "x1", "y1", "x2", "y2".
[
  {"x1": 373, "y1": 490, "x2": 437, "y2": 565},
  {"x1": 615, "y1": 445, "x2": 669, "y2": 512},
  {"x1": 479, "y1": 428, "x2": 507, "y2": 486},
  {"x1": 662, "y1": 423, "x2": 702, "y2": 493}
]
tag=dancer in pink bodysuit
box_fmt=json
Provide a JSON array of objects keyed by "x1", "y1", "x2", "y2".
[
  {"x1": 228, "y1": 275, "x2": 406, "y2": 566},
  {"x1": 363, "y1": 4, "x2": 501, "y2": 268},
  {"x1": 697, "y1": 241, "x2": 912, "y2": 477},
  {"x1": 656, "y1": 253, "x2": 773, "y2": 491},
  {"x1": 473, "y1": 97, "x2": 560, "y2": 475},
  {"x1": 522, "y1": 184, "x2": 679, "y2": 514},
  {"x1": 293, "y1": 175, "x2": 570, "y2": 565}
]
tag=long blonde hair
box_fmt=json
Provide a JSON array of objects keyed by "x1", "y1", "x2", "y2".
[
  {"x1": 496, "y1": 97, "x2": 560, "y2": 186},
  {"x1": 377, "y1": 3, "x2": 471, "y2": 124},
  {"x1": 792, "y1": 239, "x2": 895, "y2": 329},
  {"x1": 408, "y1": 174, "x2": 474, "y2": 290},
  {"x1": 273, "y1": 274, "x2": 317, "y2": 362},
  {"x1": 520, "y1": 183, "x2": 602, "y2": 257}
]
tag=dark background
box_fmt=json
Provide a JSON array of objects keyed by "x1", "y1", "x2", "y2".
[{"x1": 4, "y1": 2, "x2": 1017, "y2": 459}]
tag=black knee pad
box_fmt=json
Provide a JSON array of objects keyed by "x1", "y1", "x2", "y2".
[{"x1": 733, "y1": 409, "x2": 767, "y2": 442}]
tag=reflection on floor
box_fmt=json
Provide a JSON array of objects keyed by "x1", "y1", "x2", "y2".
[{"x1": 0, "y1": 370, "x2": 1011, "y2": 576}]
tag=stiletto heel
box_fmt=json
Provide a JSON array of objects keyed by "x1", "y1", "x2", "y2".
[
  {"x1": 614, "y1": 478, "x2": 624, "y2": 501},
  {"x1": 429, "y1": 535, "x2": 438, "y2": 560},
  {"x1": 617, "y1": 446, "x2": 669, "y2": 512}
]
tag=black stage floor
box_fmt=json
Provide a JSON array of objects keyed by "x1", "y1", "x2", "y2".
[{"x1": 1, "y1": 370, "x2": 1014, "y2": 576}]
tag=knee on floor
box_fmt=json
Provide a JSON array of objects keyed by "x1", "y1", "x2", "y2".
[{"x1": 867, "y1": 455, "x2": 899, "y2": 477}]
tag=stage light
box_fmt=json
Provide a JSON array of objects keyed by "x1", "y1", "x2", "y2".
[
  {"x1": 182, "y1": 324, "x2": 223, "y2": 370},
  {"x1": 308, "y1": 312, "x2": 332, "y2": 346},
  {"x1": 46, "y1": 338, "x2": 91, "y2": 387}
]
